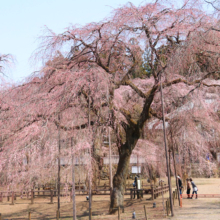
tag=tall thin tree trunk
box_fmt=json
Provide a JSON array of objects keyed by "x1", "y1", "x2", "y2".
[
  {"x1": 160, "y1": 75, "x2": 174, "y2": 216},
  {"x1": 169, "y1": 149, "x2": 171, "y2": 177},
  {"x1": 107, "y1": 85, "x2": 113, "y2": 194},
  {"x1": 71, "y1": 138, "x2": 76, "y2": 220},
  {"x1": 170, "y1": 131, "x2": 180, "y2": 205},
  {"x1": 172, "y1": 147, "x2": 180, "y2": 205},
  {"x1": 57, "y1": 114, "x2": 61, "y2": 218},
  {"x1": 109, "y1": 127, "x2": 113, "y2": 193},
  {"x1": 88, "y1": 94, "x2": 92, "y2": 220}
]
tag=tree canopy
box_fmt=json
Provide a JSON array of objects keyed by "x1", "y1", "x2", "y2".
[{"x1": 0, "y1": 0, "x2": 220, "y2": 212}]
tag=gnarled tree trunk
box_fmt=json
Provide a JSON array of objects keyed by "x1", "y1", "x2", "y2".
[
  {"x1": 109, "y1": 125, "x2": 141, "y2": 213},
  {"x1": 109, "y1": 149, "x2": 131, "y2": 213}
]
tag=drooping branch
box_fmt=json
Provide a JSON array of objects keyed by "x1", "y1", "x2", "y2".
[
  {"x1": 54, "y1": 119, "x2": 95, "y2": 131},
  {"x1": 122, "y1": 80, "x2": 146, "y2": 98}
]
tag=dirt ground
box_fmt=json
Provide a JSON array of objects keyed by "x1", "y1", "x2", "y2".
[
  {"x1": 0, "y1": 178, "x2": 220, "y2": 219},
  {"x1": 169, "y1": 178, "x2": 220, "y2": 220}
]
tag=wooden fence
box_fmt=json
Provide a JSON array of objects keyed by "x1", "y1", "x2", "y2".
[{"x1": 0, "y1": 184, "x2": 169, "y2": 205}]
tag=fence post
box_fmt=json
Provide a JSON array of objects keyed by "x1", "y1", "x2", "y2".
[
  {"x1": 0, "y1": 213, "x2": 2, "y2": 220},
  {"x1": 56, "y1": 210, "x2": 60, "y2": 220},
  {"x1": 173, "y1": 191, "x2": 175, "y2": 205},
  {"x1": 151, "y1": 186, "x2": 154, "y2": 200},
  {"x1": 28, "y1": 211, "x2": 31, "y2": 220},
  {"x1": 31, "y1": 190, "x2": 34, "y2": 204},
  {"x1": 7, "y1": 192, "x2": 10, "y2": 202},
  {"x1": 166, "y1": 200, "x2": 169, "y2": 216},
  {"x1": 50, "y1": 190, "x2": 54, "y2": 204},
  {"x1": 168, "y1": 198, "x2": 171, "y2": 214},
  {"x1": 118, "y1": 206, "x2": 121, "y2": 220},
  {"x1": 89, "y1": 207, "x2": 92, "y2": 220},
  {"x1": 11, "y1": 191, "x2": 14, "y2": 205},
  {"x1": 0, "y1": 193, "x2": 2, "y2": 203},
  {"x1": 144, "y1": 205, "x2": 147, "y2": 219},
  {"x1": 70, "y1": 190, "x2": 72, "y2": 202}
]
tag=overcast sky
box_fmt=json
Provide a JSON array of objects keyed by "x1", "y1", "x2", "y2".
[{"x1": 0, "y1": 0, "x2": 147, "y2": 83}]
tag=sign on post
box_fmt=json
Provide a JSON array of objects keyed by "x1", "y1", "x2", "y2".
[{"x1": 131, "y1": 166, "x2": 141, "y2": 174}]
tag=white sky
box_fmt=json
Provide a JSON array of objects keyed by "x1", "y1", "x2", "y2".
[
  {"x1": 1, "y1": 0, "x2": 213, "y2": 83},
  {"x1": 0, "y1": 0, "x2": 146, "y2": 83}
]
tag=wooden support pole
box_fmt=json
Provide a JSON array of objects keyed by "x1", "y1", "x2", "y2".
[
  {"x1": 161, "y1": 182, "x2": 165, "y2": 213},
  {"x1": 71, "y1": 137, "x2": 76, "y2": 220},
  {"x1": 50, "y1": 190, "x2": 54, "y2": 204},
  {"x1": 151, "y1": 186, "x2": 154, "y2": 200},
  {"x1": 31, "y1": 190, "x2": 34, "y2": 204},
  {"x1": 144, "y1": 205, "x2": 147, "y2": 219},
  {"x1": 11, "y1": 191, "x2": 14, "y2": 205},
  {"x1": 7, "y1": 193, "x2": 10, "y2": 202},
  {"x1": 118, "y1": 206, "x2": 121, "y2": 220},
  {"x1": 166, "y1": 200, "x2": 169, "y2": 216},
  {"x1": 168, "y1": 199, "x2": 170, "y2": 214},
  {"x1": 160, "y1": 74, "x2": 174, "y2": 216},
  {"x1": 89, "y1": 207, "x2": 92, "y2": 220},
  {"x1": 56, "y1": 210, "x2": 60, "y2": 220},
  {"x1": 0, "y1": 193, "x2": 2, "y2": 203},
  {"x1": 0, "y1": 213, "x2": 2, "y2": 220},
  {"x1": 28, "y1": 212, "x2": 31, "y2": 220},
  {"x1": 155, "y1": 186, "x2": 158, "y2": 199},
  {"x1": 70, "y1": 191, "x2": 72, "y2": 202},
  {"x1": 108, "y1": 127, "x2": 113, "y2": 193}
]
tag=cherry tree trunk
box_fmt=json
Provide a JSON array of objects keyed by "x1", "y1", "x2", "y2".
[
  {"x1": 109, "y1": 122, "x2": 143, "y2": 213},
  {"x1": 109, "y1": 149, "x2": 131, "y2": 213}
]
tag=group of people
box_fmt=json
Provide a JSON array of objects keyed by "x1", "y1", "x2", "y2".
[{"x1": 177, "y1": 175, "x2": 198, "y2": 199}]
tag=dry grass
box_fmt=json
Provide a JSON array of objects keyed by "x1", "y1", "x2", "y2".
[{"x1": 0, "y1": 178, "x2": 220, "y2": 219}]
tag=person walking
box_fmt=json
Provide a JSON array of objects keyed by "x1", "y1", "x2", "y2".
[
  {"x1": 190, "y1": 178, "x2": 198, "y2": 199},
  {"x1": 186, "y1": 179, "x2": 191, "y2": 198},
  {"x1": 177, "y1": 175, "x2": 183, "y2": 198}
]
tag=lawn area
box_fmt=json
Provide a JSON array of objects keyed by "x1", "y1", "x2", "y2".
[{"x1": 0, "y1": 178, "x2": 219, "y2": 219}]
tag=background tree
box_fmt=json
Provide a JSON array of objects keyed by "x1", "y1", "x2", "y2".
[{"x1": 34, "y1": 0, "x2": 220, "y2": 212}]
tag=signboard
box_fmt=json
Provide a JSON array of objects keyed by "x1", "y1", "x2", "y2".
[
  {"x1": 137, "y1": 180, "x2": 141, "y2": 189},
  {"x1": 132, "y1": 166, "x2": 141, "y2": 174},
  {"x1": 217, "y1": 153, "x2": 220, "y2": 163}
]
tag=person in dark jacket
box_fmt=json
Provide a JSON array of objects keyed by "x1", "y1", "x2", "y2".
[
  {"x1": 186, "y1": 179, "x2": 191, "y2": 198},
  {"x1": 177, "y1": 175, "x2": 183, "y2": 197}
]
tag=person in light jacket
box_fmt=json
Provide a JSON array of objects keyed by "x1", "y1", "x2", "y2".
[{"x1": 190, "y1": 178, "x2": 198, "y2": 199}]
